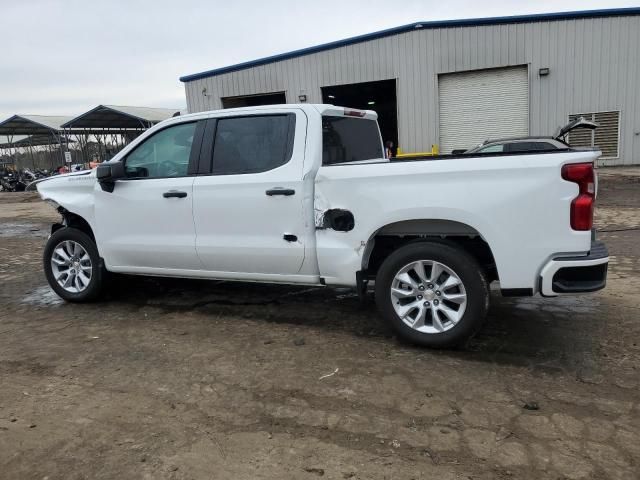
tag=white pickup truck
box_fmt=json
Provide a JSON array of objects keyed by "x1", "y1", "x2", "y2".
[{"x1": 37, "y1": 104, "x2": 608, "y2": 348}]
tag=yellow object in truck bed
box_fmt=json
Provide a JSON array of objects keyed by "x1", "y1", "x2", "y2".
[{"x1": 395, "y1": 145, "x2": 440, "y2": 157}]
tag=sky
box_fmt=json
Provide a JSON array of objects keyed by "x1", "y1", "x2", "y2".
[{"x1": 1, "y1": 0, "x2": 638, "y2": 121}]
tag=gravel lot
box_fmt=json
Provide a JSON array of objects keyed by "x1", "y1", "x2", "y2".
[{"x1": 1, "y1": 169, "x2": 639, "y2": 480}]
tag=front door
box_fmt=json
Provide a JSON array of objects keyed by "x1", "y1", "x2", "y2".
[
  {"x1": 192, "y1": 112, "x2": 306, "y2": 276},
  {"x1": 94, "y1": 121, "x2": 203, "y2": 272}
]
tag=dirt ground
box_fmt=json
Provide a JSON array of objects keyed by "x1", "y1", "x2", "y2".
[{"x1": 0, "y1": 169, "x2": 639, "y2": 480}]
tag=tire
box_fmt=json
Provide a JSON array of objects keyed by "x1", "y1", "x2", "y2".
[
  {"x1": 375, "y1": 241, "x2": 489, "y2": 348},
  {"x1": 43, "y1": 227, "x2": 104, "y2": 302}
]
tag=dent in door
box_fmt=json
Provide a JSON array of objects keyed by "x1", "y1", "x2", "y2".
[{"x1": 314, "y1": 183, "x2": 363, "y2": 286}]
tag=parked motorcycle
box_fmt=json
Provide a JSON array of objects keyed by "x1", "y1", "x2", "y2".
[
  {"x1": 0, "y1": 168, "x2": 55, "y2": 192},
  {"x1": 0, "y1": 171, "x2": 25, "y2": 192}
]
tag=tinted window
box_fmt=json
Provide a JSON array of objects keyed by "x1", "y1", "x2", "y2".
[
  {"x1": 125, "y1": 122, "x2": 196, "y2": 178},
  {"x1": 212, "y1": 115, "x2": 294, "y2": 175},
  {"x1": 477, "y1": 144, "x2": 504, "y2": 153},
  {"x1": 506, "y1": 142, "x2": 557, "y2": 153},
  {"x1": 322, "y1": 116, "x2": 383, "y2": 165}
]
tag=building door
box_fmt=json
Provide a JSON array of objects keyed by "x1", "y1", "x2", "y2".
[
  {"x1": 321, "y1": 79, "x2": 398, "y2": 154},
  {"x1": 222, "y1": 92, "x2": 287, "y2": 109},
  {"x1": 438, "y1": 66, "x2": 529, "y2": 153}
]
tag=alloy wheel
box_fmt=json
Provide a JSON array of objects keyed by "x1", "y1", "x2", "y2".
[
  {"x1": 50, "y1": 240, "x2": 92, "y2": 293},
  {"x1": 390, "y1": 260, "x2": 467, "y2": 333}
]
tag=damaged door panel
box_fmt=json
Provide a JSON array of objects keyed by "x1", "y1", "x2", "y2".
[{"x1": 313, "y1": 179, "x2": 369, "y2": 286}]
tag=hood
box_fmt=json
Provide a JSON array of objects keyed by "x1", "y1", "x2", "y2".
[
  {"x1": 554, "y1": 116, "x2": 598, "y2": 140},
  {"x1": 28, "y1": 169, "x2": 94, "y2": 191}
]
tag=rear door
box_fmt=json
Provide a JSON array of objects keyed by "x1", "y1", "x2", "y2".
[{"x1": 192, "y1": 110, "x2": 307, "y2": 276}]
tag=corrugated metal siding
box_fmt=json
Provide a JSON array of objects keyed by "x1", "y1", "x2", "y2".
[
  {"x1": 438, "y1": 66, "x2": 529, "y2": 153},
  {"x1": 184, "y1": 15, "x2": 640, "y2": 165}
]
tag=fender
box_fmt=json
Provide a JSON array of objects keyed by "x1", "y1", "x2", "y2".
[{"x1": 36, "y1": 170, "x2": 98, "y2": 240}]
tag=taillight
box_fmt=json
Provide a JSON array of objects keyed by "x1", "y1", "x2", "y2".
[{"x1": 561, "y1": 162, "x2": 595, "y2": 231}]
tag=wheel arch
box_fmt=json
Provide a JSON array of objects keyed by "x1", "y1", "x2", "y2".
[
  {"x1": 54, "y1": 208, "x2": 97, "y2": 244},
  {"x1": 362, "y1": 219, "x2": 498, "y2": 282}
]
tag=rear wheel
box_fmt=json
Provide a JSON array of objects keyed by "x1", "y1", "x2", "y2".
[
  {"x1": 375, "y1": 241, "x2": 489, "y2": 348},
  {"x1": 43, "y1": 228, "x2": 104, "y2": 302}
]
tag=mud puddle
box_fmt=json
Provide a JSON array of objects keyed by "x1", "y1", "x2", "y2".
[
  {"x1": 21, "y1": 285, "x2": 64, "y2": 306},
  {"x1": 0, "y1": 222, "x2": 49, "y2": 238}
]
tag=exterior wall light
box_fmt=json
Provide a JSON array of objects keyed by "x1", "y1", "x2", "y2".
[
  {"x1": 298, "y1": 94, "x2": 307, "y2": 102},
  {"x1": 539, "y1": 68, "x2": 550, "y2": 76}
]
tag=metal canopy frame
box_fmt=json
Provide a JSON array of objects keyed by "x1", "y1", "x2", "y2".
[
  {"x1": 0, "y1": 135, "x2": 74, "y2": 149},
  {"x1": 59, "y1": 105, "x2": 180, "y2": 163},
  {"x1": 0, "y1": 106, "x2": 180, "y2": 167},
  {"x1": 60, "y1": 105, "x2": 180, "y2": 134},
  {"x1": 0, "y1": 115, "x2": 75, "y2": 167},
  {"x1": 0, "y1": 114, "x2": 74, "y2": 135}
]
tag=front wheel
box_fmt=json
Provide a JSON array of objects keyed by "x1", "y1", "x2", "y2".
[
  {"x1": 375, "y1": 241, "x2": 489, "y2": 348},
  {"x1": 43, "y1": 228, "x2": 104, "y2": 302}
]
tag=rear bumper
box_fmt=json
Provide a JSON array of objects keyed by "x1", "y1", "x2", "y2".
[{"x1": 539, "y1": 241, "x2": 608, "y2": 296}]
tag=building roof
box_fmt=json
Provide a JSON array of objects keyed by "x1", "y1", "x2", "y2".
[
  {"x1": 0, "y1": 115, "x2": 74, "y2": 135},
  {"x1": 180, "y1": 7, "x2": 640, "y2": 82},
  {"x1": 60, "y1": 104, "x2": 181, "y2": 130}
]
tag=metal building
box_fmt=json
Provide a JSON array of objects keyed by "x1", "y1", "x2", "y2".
[{"x1": 180, "y1": 8, "x2": 640, "y2": 166}]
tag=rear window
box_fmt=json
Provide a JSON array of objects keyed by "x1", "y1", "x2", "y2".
[
  {"x1": 322, "y1": 116, "x2": 383, "y2": 165},
  {"x1": 477, "y1": 144, "x2": 504, "y2": 153}
]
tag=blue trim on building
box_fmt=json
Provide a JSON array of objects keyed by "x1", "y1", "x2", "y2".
[{"x1": 180, "y1": 7, "x2": 640, "y2": 82}]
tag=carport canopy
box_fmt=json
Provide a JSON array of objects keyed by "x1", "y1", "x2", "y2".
[
  {"x1": 0, "y1": 115, "x2": 74, "y2": 136},
  {"x1": 0, "y1": 135, "x2": 74, "y2": 149},
  {"x1": 0, "y1": 135, "x2": 28, "y2": 148},
  {"x1": 60, "y1": 105, "x2": 181, "y2": 133}
]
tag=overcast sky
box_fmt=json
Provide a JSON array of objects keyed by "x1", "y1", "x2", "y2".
[{"x1": 1, "y1": 0, "x2": 637, "y2": 120}]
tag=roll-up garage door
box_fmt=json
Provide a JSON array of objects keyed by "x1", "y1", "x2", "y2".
[{"x1": 438, "y1": 66, "x2": 529, "y2": 153}]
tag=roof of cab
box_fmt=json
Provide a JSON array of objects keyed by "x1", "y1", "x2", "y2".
[{"x1": 166, "y1": 104, "x2": 377, "y2": 123}]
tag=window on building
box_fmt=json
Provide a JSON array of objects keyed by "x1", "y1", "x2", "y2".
[
  {"x1": 212, "y1": 115, "x2": 295, "y2": 175},
  {"x1": 568, "y1": 111, "x2": 620, "y2": 159}
]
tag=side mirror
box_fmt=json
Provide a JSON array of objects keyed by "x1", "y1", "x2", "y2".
[{"x1": 96, "y1": 162, "x2": 125, "y2": 193}]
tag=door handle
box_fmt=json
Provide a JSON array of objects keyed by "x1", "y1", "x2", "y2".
[
  {"x1": 265, "y1": 188, "x2": 295, "y2": 196},
  {"x1": 163, "y1": 190, "x2": 187, "y2": 198}
]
